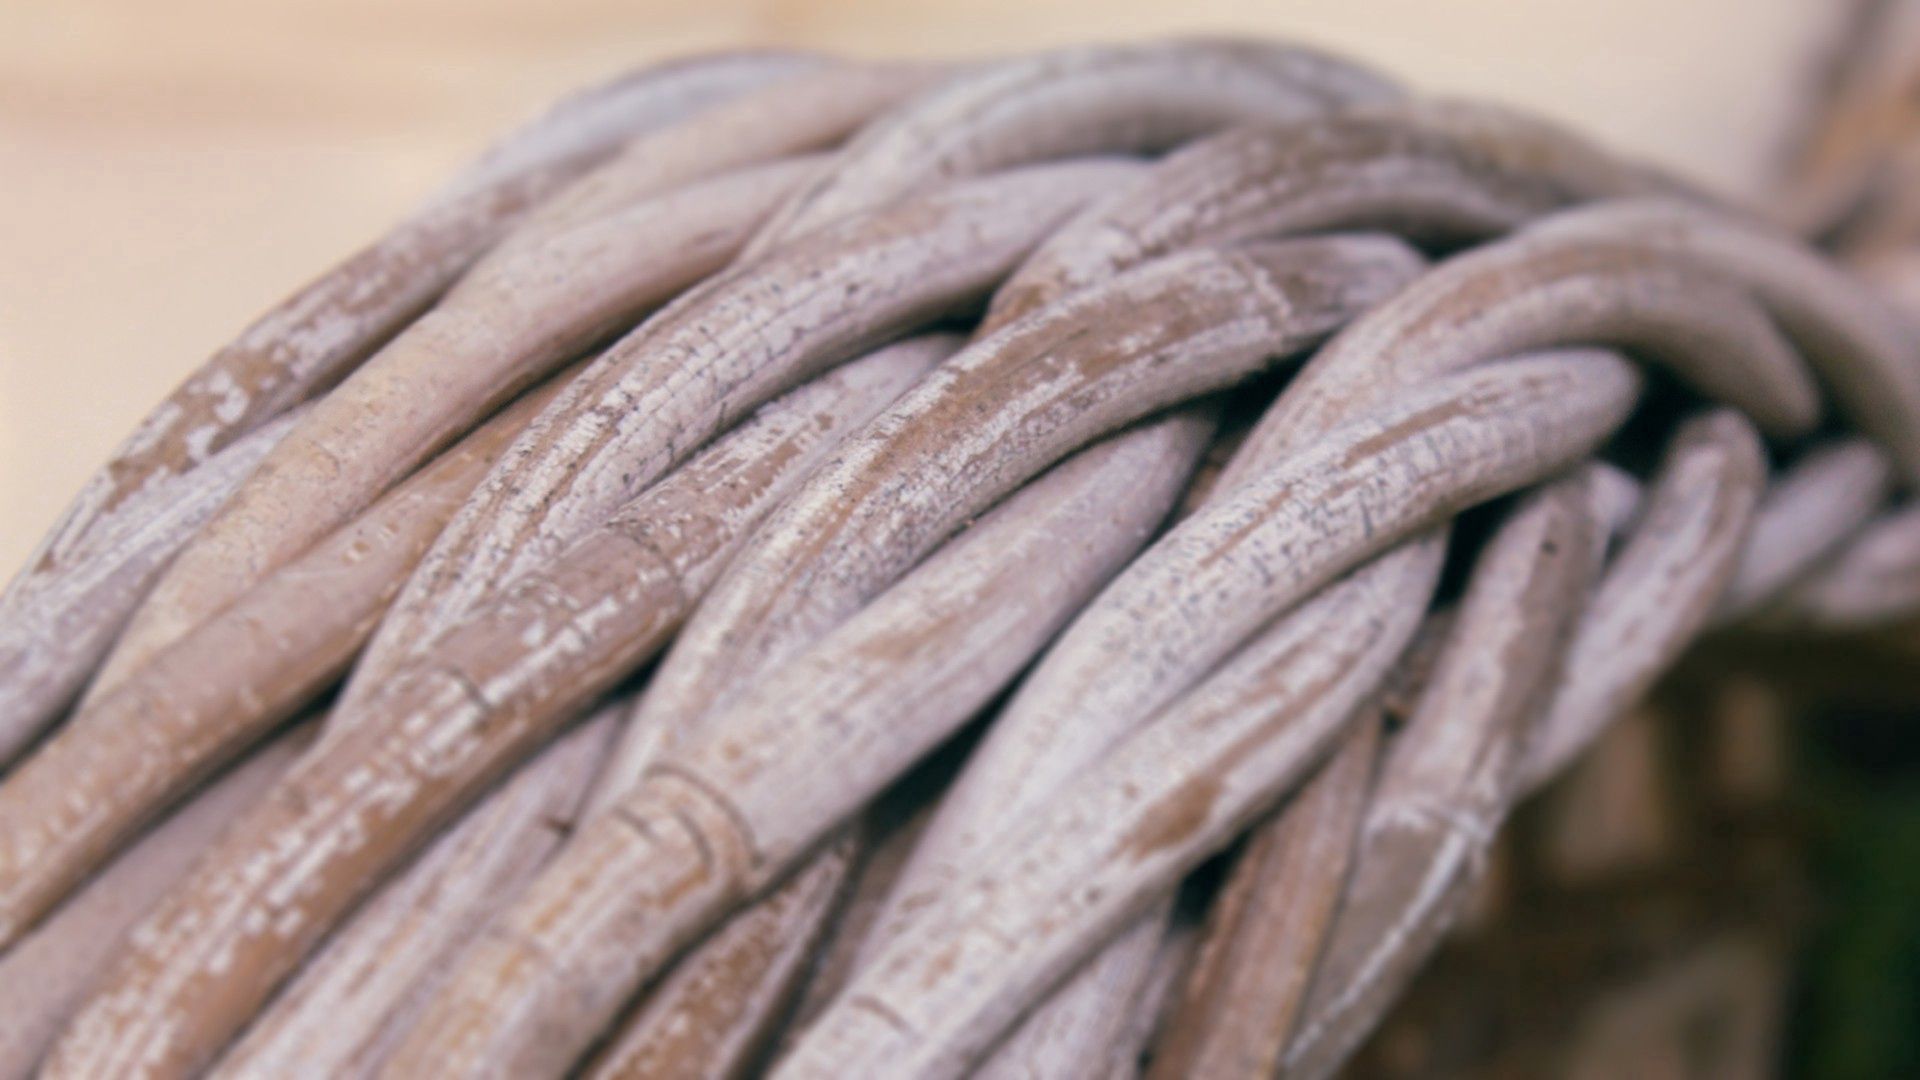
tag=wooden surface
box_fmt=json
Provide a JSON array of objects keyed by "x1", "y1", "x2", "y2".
[{"x1": 0, "y1": 0, "x2": 1839, "y2": 572}]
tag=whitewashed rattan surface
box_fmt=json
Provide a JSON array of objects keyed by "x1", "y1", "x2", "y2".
[{"x1": 0, "y1": 0, "x2": 1839, "y2": 572}]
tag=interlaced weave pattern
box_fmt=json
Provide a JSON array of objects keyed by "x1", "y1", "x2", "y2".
[{"x1": 1, "y1": 37, "x2": 1916, "y2": 1080}]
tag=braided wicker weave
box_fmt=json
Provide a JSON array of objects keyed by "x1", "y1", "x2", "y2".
[{"x1": 1, "y1": 34, "x2": 1915, "y2": 1080}]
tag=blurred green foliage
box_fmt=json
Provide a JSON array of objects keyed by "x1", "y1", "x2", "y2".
[{"x1": 1790, "y1": 704, "x2": 1920, "y2": 1079}]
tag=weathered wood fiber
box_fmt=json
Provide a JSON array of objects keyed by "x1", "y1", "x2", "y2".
[
  {"x1": 580, "y1": 834, "x2": 861, "y2": 1080},
  {"x1": 774, "y1": 350, "x2": 1640, "y2": 1076},
  {"x1": 0, "y1": 371, "x2": 571, "y2": 947},
  {"x1": 745, "y1": 40, "x2": 1400, "y2": 256},
  {"x1": 1520, "y1": 411, "x2": 1768, "y2": 791},
  {"x1": 2, "y1": 52, "x2": 814, "y2": 737},
  {"x1": 1767, "y1": 502, "x2": 1920, "y2": 629},
  {"x1": 41, "y1": 339, "x2": 949, "y2": 1080},
  {"x1": 772, "y1": 536, "x2": 1442, "y2": 1079},
  {"x1": 12, "y1": 33, "x2": 1920, "y2": 1080},
  {"x1": 1148, "y1": 720, "x2": 1383, "y2": 1080},
  {"x1": 1528, "y1": 198, "x2": 1920, "y2": 478},
  {"x1": 340, "y1": 159, "x2": 1135, "y2": 711},
  {"x1": 1279, "y1": 474, "x2": 1610, "y2": 1078},
  {"x1": 0, "y1": 407, "x2": 302, "y2": 765},
  {"x1": 211, "y1": 702, "x2": 624, "y2": 1079},
  {"x1": 1715, "y1": 439, "x2": 1895, "y2": 622},
  {"x1": 95, "y1": 155, "x2": 825, "y2": 691},
  {"x1": 988, "y1": 101, "x2": 1678, "y2": 331},
  {"x1": 385, "y1": 412, "x2": 1214, "y2": 1077},
  {"x1": 0, "y1": 724, "x2": 313, "y2": 1078},
  {"x1": 613, "y1": 236, "x2": 1420, "y2": 751}
]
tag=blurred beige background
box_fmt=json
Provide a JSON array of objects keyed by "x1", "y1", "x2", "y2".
[{"x1": 0, "y1": 0, "x2": 1840, "y2": 573}]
